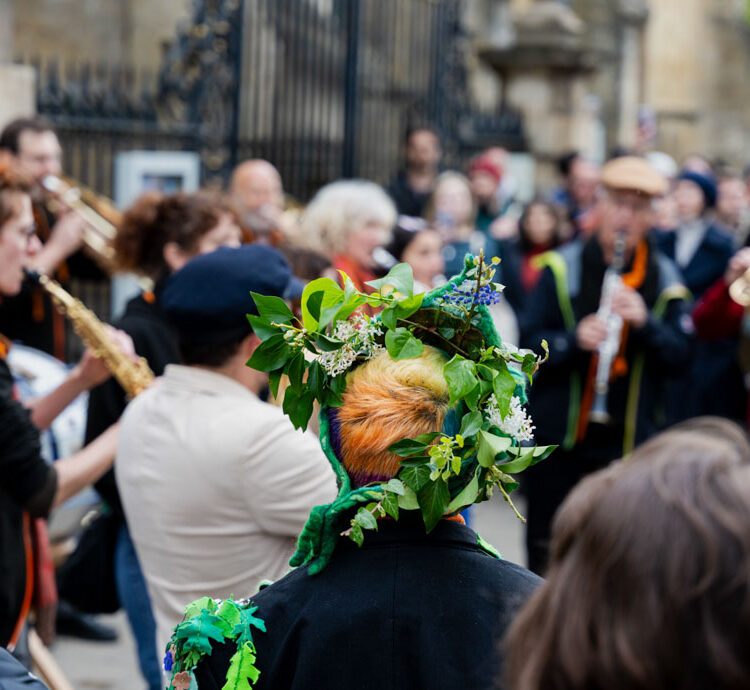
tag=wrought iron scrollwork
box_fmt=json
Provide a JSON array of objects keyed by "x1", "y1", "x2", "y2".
[{"x1": 158, "y1": 0, "x2": 245, "y2": 184}]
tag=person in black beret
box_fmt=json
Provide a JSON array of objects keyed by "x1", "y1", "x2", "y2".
[
  {"x1": 653, "y1": 170, "x2": 742, "y2": 423},
  {"x1": 114, "y1": 244, "x2": 337, "y2": 662}
]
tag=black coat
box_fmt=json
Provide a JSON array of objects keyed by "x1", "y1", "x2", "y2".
[
  {"x1": 653, "y1": 224, "x2": 733, "y2": 300},
  {"x1": 519, "y1": 239, "x2": 692, "y2": 449},
  {"x1": 653, "y1": 225, "x2": 745, "y2": 421},
  {"x1": 194, "y1": 518, "x2": 541, "y2": 690}
]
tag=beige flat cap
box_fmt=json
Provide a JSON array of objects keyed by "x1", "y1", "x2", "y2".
[{"x1": 601, "y1": 156, "x2": 668, "y2": 197}]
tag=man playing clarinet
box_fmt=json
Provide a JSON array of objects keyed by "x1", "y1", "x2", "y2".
[{"x1": 520, "y1": 156, "x2": 693, "y2": 574}]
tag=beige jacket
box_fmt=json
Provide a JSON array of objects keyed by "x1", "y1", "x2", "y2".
[{"x1": 115, "y1": 364, "x2": 337, "y2": 653}]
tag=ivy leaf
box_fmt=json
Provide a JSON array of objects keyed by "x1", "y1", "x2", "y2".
[
  {"x1": 389, "y1": 433, "x2": 439, "y2": 457},
  {"x1": 459, "y1": 410, "x2": 483, "y2": 438},
  {"x1": 417, "y1": 479, "x2": 451, "y2": 532},
  {"x1": 477, "y1": 430, "x2": 513, "y2": 467},
  {"x1": 382, "y1": 491, "x2": 399, "y2": 519},
  {"x1": 393, "y1": 293, "x2": 423, "y2": 319},
  {"x1": 286, "y1": 352, "x2": 306, "y2": 393},
  {"x1": 223, "y1": 642, "x2": 260, "y2": 690},
  {"x1": 380, "y1": 306, "x2": 398, "y2": 330},
  {"x1": 315, "y1": 333, "x2": 344, "y2": 352},
  {"x1": 247, "y1": 334, "x2": 290, "y2": 372},
  {"x1": 443, "y1": 355, "x2": 478, "y2": 405},
  {"x1": 307, "y1": 361, "x2": 325, "y2": 401},
  {"x1": 438, "y1": 326, "x2": 455, "y2": 340},
  {"x1": 354, "y1": 508, "x2": 378, "y2": 531},
  {"x1": 301, "y1": 278, "x2": 344, "y2": 330},
  {"x1": 385, "y1": 327, "x2": 424, "y2": 360},
  {"x1": 399, "y1": 464, "x2": 431, "y2": 492},
  {"x1": 464, "y1": 383, "x2": 481, "y2": 411},
  {"x1": 282, "y1": 387, "x2": 315, "y2": 430},
  {"x1": 268, "y1": 369, "x2": 282, "y2": 400},
  {"x1": 349, "y1": 524, "x2": 364, "y2": 547},
  {"x1": 447, "y1": 473, "x2": 480, "y2": 513},
  {"x1": 385, "y1": 478, "x2": 406, "y2": 495},
  {"x1": 521, "y1": 352, "x2": 538, "y2": 384},
  {"x1": 365, "y1": 262, "x2": 414, "y2": 296},
  {"x1": 250, "y1": 292, "x2": 294, "y2": 325},
  {"x1": 497, "y1": 447, "x2": 536, "y2": 474},
  {"x1": 246, "y1": 314, "x2": 277, "y2": 342},
  {"x1": 492, "y1": 364, "x2": 516, "y2": 418},
  {"x1": 306, "y1": 291, "x2": 324, "y2": 322}
]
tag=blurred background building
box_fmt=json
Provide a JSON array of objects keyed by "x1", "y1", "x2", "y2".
[{"x1": 3, "y1": 0, "x2": 750, "y2": 199}]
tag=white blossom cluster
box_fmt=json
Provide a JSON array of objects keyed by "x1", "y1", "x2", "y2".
[
  {"x1": 318, "y1": 314, "x2": 384, "y2": 377},
  {"x1": 484, "y1": 394, "x2": 535, "y2": 442}
]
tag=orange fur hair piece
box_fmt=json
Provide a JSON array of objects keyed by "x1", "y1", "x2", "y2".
[{"x1": 337, "y1": 347, "x2": 449, "y2": 486}]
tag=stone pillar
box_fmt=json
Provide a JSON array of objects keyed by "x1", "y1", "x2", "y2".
[
  {"x1": 615, "y1": 0, "x2": 649, "y2": 148},
  {"x1": 0, "y1": 0, "x2": 35, "y2": 129}
]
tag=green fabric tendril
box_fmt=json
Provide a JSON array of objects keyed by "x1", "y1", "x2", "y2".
[{"x1": 167, "y1": 596, "x2": 266, "y2": 690}]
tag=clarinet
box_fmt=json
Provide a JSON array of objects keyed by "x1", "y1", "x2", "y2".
[
  {"x1": 588, "y1": 230, "x2": 626, "y2": 424},
  {"x1": 24, "y1": 269, "x2": 154, "y2": 398}
]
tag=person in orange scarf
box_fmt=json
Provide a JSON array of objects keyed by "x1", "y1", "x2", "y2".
[
  {"x1": 299, "y1": 179, "x2": 397, "y2": 300},
  {"x1": 519, "y1": 156, "x2": 693, "y2": 574}
]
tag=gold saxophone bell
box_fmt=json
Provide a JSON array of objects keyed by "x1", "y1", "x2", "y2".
[
  {"x1": 729, "y1": 268, "x2": 750, "y2": 307},
  {"x1": 25, "y1": 269, "x2": 154, "y2": 398}
]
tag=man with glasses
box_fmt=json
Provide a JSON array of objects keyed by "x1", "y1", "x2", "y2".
[
  {"x1": 0, "y1": 118, "x2": 87, "y2": 360},
  {"x1": 519, "y1": 156, "x2": 693, "y2": 574}
]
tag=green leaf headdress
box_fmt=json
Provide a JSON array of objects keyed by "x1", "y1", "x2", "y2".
[{"x1": 247, "y1": 252, "x2": 554, "y2": 574}]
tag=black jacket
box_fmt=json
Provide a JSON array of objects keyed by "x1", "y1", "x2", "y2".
[
  {"x1": 653, "y1": 224, "x2": 733, "y2": 299},
  {"x1": 194, "y1": 518, "x2": 541, "y2": 690},
  {"x1": 386, "y1": 170, "x2": 432, "y2": 217},
  {"x1": 84, "y1": 292, "x2": 179, "y2": 515},
  {"x1": 0, "y1": 358, "x2": 56, "y2": 647},
  {"x1": 519, "y1": 238, "x2": 692, "y2": 451}
]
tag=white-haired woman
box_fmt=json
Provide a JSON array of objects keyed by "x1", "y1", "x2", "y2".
[{"x1": 300, "y1": 180, "x2": 397, "y2": 294}]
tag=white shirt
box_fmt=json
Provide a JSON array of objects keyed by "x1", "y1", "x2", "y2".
[
  {"x1": 675, "y1": 218, "x2": 707, "y2": 268},
  {"x1": 115, "y1": 364, "x2": 337, "y2": 654}
]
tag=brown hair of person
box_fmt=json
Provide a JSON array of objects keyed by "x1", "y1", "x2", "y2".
[
  {"x1": 113, "y1": 191, "x2": 229, "y2": 280},
  {"x1": 0, "y1": 164, "x2": 33, "y2": 227},
  {"x1": 505, "y1": 417, "x2": 750, "y2": 690}
]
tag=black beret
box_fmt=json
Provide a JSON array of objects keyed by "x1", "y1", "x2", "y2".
[{"x1": 162, "y1": 244, "x2": 303, "y2": 345}]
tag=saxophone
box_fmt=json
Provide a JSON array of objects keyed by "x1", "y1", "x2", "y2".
[
  {"x1": 588, "y1": 229, "x2": 627, "y2": 424},
  {"x1": 25, "y1": 270, "x2": 154, "y2": 398}
]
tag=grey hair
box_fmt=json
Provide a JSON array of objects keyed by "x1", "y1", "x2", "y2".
[{"x1": 300, "y1": 179, "x2": 397, "y2": 256}]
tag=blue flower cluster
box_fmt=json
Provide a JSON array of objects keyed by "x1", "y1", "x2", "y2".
[
  {"x1": 164, "y1": 650, "x2": 173, "y2": 672},
  {"x1": 443, "y1": 284, "x2": 501, "y2": 306}
]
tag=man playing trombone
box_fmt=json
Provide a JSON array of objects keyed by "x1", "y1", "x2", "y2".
[
  {"x1": 0, "y1": 118, "x2": 92, "y2": 361},
  {"x1": 519, "y1": 156, "x2": 693, "y2": 574}
]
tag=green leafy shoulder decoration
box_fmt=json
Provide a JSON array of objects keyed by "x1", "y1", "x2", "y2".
[
  {"x1": 247, "y1": 252, "x2": 555, "y2": 573},
  {"x1": 165, "y1": 596, "x2": 266, "y2": 690}
]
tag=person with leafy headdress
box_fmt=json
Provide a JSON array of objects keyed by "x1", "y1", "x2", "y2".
[{"x1": 164, "y1": 253, "x2": 553, "y2": 690}]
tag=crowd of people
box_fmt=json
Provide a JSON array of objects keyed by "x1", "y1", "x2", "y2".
[{"x1": 1, "y1": 115, "x2": 750, "y2": 689}]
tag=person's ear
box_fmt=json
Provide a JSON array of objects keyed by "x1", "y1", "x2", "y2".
[
  {"x1": 163, "y1": 242, "x2": 189, "y2": 272},
  {"x1": 243, "y1": 333, "x2": 261, "y2": 358}
]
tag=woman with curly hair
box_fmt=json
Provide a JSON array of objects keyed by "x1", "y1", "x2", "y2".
[
  {"x1": 81, "y1": 191, "x2": 241, "y2": 690},
  {"x1": 505, "y1": 417, "x2": 750, "y2": 690}
]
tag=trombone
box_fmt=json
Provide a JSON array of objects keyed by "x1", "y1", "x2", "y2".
[{"x1": 41, "y1": 175, "x2": 120, "y2": 271}]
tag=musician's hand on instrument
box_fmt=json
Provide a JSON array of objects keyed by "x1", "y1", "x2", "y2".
[
  {"x1": 74, "y1": 327, "x2": 136, "y2": 389},
  {"x1": 725, "y1": 248, "x2": 750, "y2": 284},
  {"x1": 47, "y1": 210, "x2": 86, "y2": 258},
  {"x1": 576, "y1": 314, "x2": 608, "y2": 351},
  {"x1": 612, "y1": 287, "x2": 648, "y2": 328}
]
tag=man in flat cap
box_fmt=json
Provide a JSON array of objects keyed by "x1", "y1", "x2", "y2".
[
  {"x1": 519, "y1": 156, "x2": 693, "y2": 574},
  {"x1": 114, "y1": 244, "x2": 337, "y2": 658}
]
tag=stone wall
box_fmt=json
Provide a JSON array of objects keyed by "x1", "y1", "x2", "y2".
[{"x1": 12, "y1": 0, "x2": 190, "y2": 72}]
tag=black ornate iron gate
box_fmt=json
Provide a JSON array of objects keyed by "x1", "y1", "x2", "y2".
[{"x1": 25, "y1": 0, "x2": 523, "y2": 202}]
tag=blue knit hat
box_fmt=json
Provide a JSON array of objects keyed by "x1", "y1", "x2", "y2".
[{"x1": 678, "y1": 170, "x2": 717, "y2": 209}]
